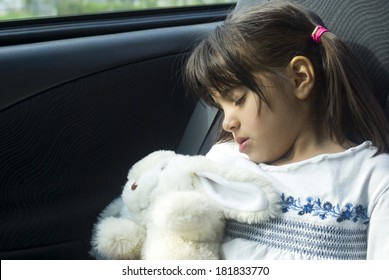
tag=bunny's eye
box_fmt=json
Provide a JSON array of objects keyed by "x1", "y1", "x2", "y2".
[{"x1": 131, "y1": 182, "x2": 138, "y2": 191}]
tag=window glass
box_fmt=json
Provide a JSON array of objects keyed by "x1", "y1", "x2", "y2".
[{"x1": 0, "y1": 0, "x2": 237, "y2": 21}]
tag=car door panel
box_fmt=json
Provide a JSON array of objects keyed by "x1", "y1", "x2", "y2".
[{"x1": 0, "y1": 10, "x2": 225, "y2": 259}]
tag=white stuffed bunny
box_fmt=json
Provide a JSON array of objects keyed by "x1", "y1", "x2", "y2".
[{"x1": 91, "y1": 150, "x2": 278, "y2": 260}]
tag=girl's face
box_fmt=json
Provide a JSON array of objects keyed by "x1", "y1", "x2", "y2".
[{"x1": 212, "y1": 75, "x2": 314, "y2": 165}]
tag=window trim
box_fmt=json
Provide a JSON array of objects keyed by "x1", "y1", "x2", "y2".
[{"x1": 0, "y1": 4, "x2": 235, "y2": 46}]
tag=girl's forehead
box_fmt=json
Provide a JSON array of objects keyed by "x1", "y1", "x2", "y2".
[{"x1": 210, "y1": 73, "x2": 274, "y2": 95}]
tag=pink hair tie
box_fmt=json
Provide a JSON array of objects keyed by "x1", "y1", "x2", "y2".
[{"x1": 311, "y1": 25, "x2": 329, "y2": 43}]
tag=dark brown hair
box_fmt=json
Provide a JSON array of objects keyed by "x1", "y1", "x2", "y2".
[{"x1": 184, "y1": 1, "x2": 389, "y2": 153}]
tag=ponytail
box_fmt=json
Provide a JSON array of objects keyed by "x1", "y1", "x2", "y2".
[{"x1": 319, "y1": 32, "x2": 389, "y2": 153}]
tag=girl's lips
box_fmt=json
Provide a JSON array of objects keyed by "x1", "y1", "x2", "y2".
[{"x1": 236, "y1": 137, "x2": 249, "y2": 153}]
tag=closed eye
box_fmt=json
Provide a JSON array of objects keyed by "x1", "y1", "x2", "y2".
[{"x1": 234, "y1": 93, "x2": 247, "y2": 106}]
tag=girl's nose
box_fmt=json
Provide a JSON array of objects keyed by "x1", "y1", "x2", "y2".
[{"x1": 222, "y1": 112, "x2": 240, "y2": 132}]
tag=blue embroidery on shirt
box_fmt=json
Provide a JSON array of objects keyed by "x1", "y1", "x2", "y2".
[{"x1": 281, "y1": 193, "x2": 370, "y2": 224}]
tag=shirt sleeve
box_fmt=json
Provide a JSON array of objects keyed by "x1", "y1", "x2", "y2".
[{"x1": 367, "y1": 187, "x2": 389, "y2": 259}]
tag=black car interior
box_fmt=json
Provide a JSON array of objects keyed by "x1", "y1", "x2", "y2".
[{"x1": 0, "y1": 0, "x2": 388, "y2": 259}]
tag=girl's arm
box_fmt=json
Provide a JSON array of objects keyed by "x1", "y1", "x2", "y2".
[{"x1": 367, "y1": 188, "x2": 389, "y2": 259}]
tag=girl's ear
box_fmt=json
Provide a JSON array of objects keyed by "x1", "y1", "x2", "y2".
[{"x1": 287, "y1": 56, "x2": 315, "y2": 100}]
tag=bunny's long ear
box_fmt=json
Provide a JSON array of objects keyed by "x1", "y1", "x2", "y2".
[
  {"x1": 197, "y1": 171, "x2": 269, "y2": 212},
  {"x1": 195, "y1": 170, "x2": 279, "y2": 224}
]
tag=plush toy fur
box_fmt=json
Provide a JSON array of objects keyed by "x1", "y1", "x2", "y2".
[{"x1": 91, "y1": 150, "x2": 278, "y2": 260}]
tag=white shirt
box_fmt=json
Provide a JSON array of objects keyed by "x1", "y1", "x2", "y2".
[{"x1": 206, "y1": 141, "x2": 389, "y2": 260}]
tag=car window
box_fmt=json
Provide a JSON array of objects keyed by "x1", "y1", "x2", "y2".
[{"x1": 0, "y1": 0, "x2": 237, "y2": 21}]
